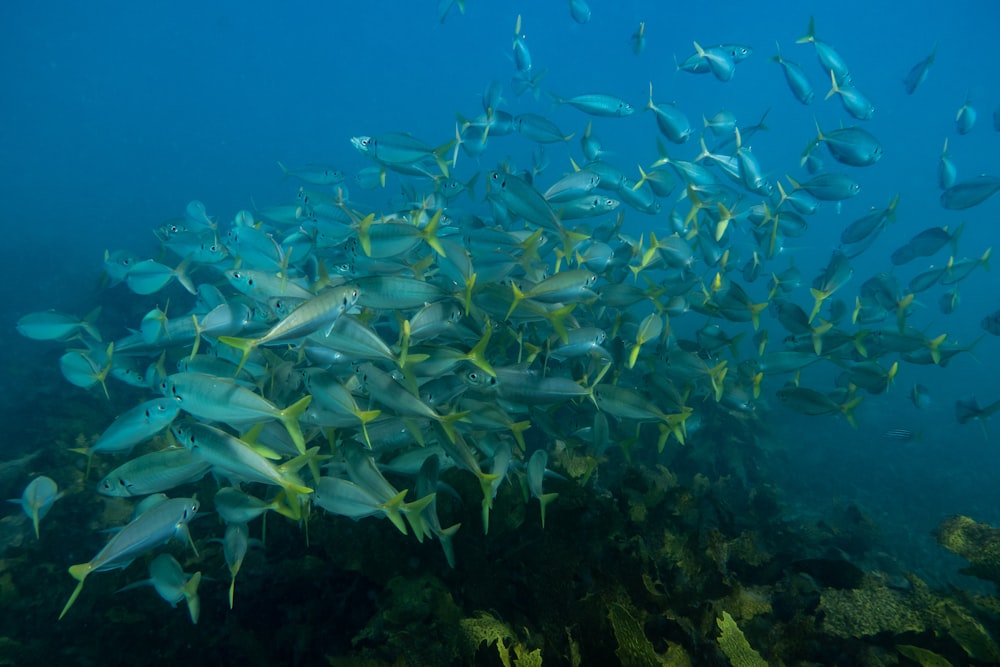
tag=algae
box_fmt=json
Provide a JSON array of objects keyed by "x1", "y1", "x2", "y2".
[{"x1": 715, "y1": 610, "x2": 768, "y2": 667}]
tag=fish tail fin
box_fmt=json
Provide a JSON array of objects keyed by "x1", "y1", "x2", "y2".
[
  {"x1": 537, "y1": 492, "x2": 559, "y2": 529},
  {"x1": 463, "y1": 272, "x2": 477, "y2": 316},
  {"x1": 464, "y1": 171, "x2": 479, "y2": 201},
  {"x1": 436, "y1": 523, "x2": 461, "y2": 568},
  {"x1": 708, "y1": 361, "x2": 728, "y2": 402},
  {"x1": 509, "y1": 420, "x2": 532, "y2": 452},
  {"x1": 506, "y1": 281, "x2": 527, "y2": 320},
  {"x1": 479, "y1": 472, "x2": 501, "y2": 534},
  {"x1": 380, "y1": 489, "x2": 410, "y2": 535},
  {"x1": 183, "y1": 572, "x2": 202, "y2": 624},
  {"x1": 216, "y1": 336, "x2": 256, "y2": 377},
  {"x1": 808, "y1": 287, "x2": 830, "y2": 323},
  {"x1": 796, "y1": 16, "x2": 816, "y2": 44},
  {"x1": 174, "y1": 257, "x2": 197, "y2": 295},
  {"x1": 825, "y1": 69, "x2": 840, "y2": 101},
  {"x1": 432, "y1": 140, "x2": 455, "y2": 179},
  {"x1": 355, "y1": 410, "x2": 382, "y2": 449},
  {"x1": 279, "y1": 395, "x2": 313, "y2": 454},
  {"x1": 280, "y1": 446, "x2": 322, "y2": 494},
  {"x1": 949, "y1": 220, "x2": 965, "y2": 256},
  {"x1": 841, "y1": 396, "x2": 863, "y2": 429},
  {"x1": 545, "y1": 303, "x2": 576, "y2": 345},
  {"x1": 980, "y1": 246, "x2": 992, "y2": 271},
  {"x1": 401, "y1": 493, "x2": 436, "y2": 542},
  {"x1": 645, "y1": 81, "x2": 657, "y2": 113},
  {"x1": 81, "y1": 306, "x2": 103, "y2": 342},
  {"x1": 59, "y1": 565, "x2": 92, "y2": 620},
  {"x1": 277, "y1": 161, "x2": 290, "y2": 176},
  {"x1": 420, "y1": 209, "x2": 446, "y2": 257},
  {"x1": 928, "y1": 333, "x2": 948, "y2": 365},
  {"x1": 451, "y1": 121, "x2": 463, "y2": 170},
  {"x1": 465, "y1": 325, "x2": 496, "y2": 377},
  {"x1": 355, "y1": 213, "x2": 376, "y2": 257},
  {"x1": 96, "y1": 341, "x2": 114, "y2": 401},
  {"x1": 749, "y1": 301, "x2": 768, "y2": 331}
]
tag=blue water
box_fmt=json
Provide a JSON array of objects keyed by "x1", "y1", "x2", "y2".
[{"x1": 2, "y1": 0, "x2": 1000, "y2": 660}]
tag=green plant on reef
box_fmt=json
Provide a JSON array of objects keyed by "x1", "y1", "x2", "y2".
[
  {"x1": 606, "y1": 600, "x2": 665, "y2": 667},
  {"x1": 896, "y1": 644, "x2": 954, "y2": 667},
  {"x1": 715, "y1": 611, "x2": 767, "y2": 667},
  {"x1": 459, "y1": 611, "x2": 542, "y2": 667},
  {"x1": 935, "y1": 515, "x2": 1000, "y2": 588},
  {"x1": 819, "y1": 573, "x2": 931, "y2": 638}
]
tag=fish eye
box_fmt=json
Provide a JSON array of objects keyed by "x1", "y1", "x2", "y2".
[{"x1": 232, "y1": 271, "x2": 241, "y2": 279}]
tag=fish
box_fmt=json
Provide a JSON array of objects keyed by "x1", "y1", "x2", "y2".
[
  {"x1": 551, "y1": 93, "x2": 633, "y2": 117},
  {"x1": 117, "y1": 553, "x2": 202, "y2": 624},
  {"x1": 940, "y1": 175, "x2": 1000, "y2": 210},
  {"x1": 772, "y1": 41, "x2": 814, "y2": 105},
  {"x1": 17, "y1": 308, "x2": 101, "y2": 342},
  {"x1": 629, "y1": 21, "x2": 645, "y2": 55},
  {"x1": 903, "y1": 44, "x2": 936, "y2": 94},
  {"x1": 777, "y1": 385, "x2": 862, "y2": 427},
  {"x1": 644, "y1": 83, "x2": 692, "y2": 144},
  {"x1": 218, "y1": 284, "x2": 360, "y2": 375},
  {"x1": 825, "y1": 70, "x2": 874, "y2": 120},
  {"x1": 59, "y1": 496, "x2": 200, "y2": 619},
  {"x1": 73, "y1": 398, "x2": 182, "y2": 469},
  {"x1": 911, "y1": 384, "x2": 932, "y2": 410},
  {"x1": 956, "y1": 96, "x2": 977, "y2": 135},
  {"x1": 787, "y1": 174, "x2": 860, "y2": 201},
  {"x1": 514, "y1": 113, "x2": 572, "y2": 143},
  {"x1": 277, "y1": 162, "x2": 344, "y2": 186},
  {"x1": 170, "y1": 423, "x2": 315, "y2": 502},
  {"x1": 879, "y1": 428, "x2": 920, "y2": 442},
  {"x1": 7, "y1": 476, "x2": 62, "y2": 539},
  {"x1": 807, "y1": 121, "x2": 883, "y2": 167},
  {"x1": 981, "y1": 310, "x2": 1000, "y2": 336},
  {"x1": 955, "y1": 395, "x2": 1000, "y2": 438},
  {"x1": 526, "y1": 449, "x2": 558, "y2": 528},
  {"x1": 220, "y1": 522, "x2": 251, "y2": 610},
  {"x1": 159, "y1": 372, "x2": 312, "y2": 454},
  {"x1": 97, "y1": 448, "x2": 212, "y2": 498},
  {"x1": 703, "y1": 109, "x2": 737, "y2": 136},
  {"x1": 796, "y1": 17, "x2": 851, "y2": 83},
  {"x1": 938, "y1": 138, "x2": 957, "y2": 190},
  {"x1": 569, "y1": 0, "x2": 591, "y2": 24}
]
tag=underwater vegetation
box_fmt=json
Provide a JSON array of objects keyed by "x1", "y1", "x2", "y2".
[{"x1": 1, "y1": 398, "x2": 999, "y2": 666}]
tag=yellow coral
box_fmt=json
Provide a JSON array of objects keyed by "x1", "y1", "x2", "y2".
[{"x1": 716, "y1": 611, "x2": 767, "y2": 667}]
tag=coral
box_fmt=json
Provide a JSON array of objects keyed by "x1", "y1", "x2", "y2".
[
  {"x1": 715, "y1": 611, "x2": 767, "y2": 667},
  {"x1": 935, "y1": 515, "x2": 1000, "y2": 587}
]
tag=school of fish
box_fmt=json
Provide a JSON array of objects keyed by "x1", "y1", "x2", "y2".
[{"x1": 12, "y1": 10, "x2": 1000, "y2": 623}]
